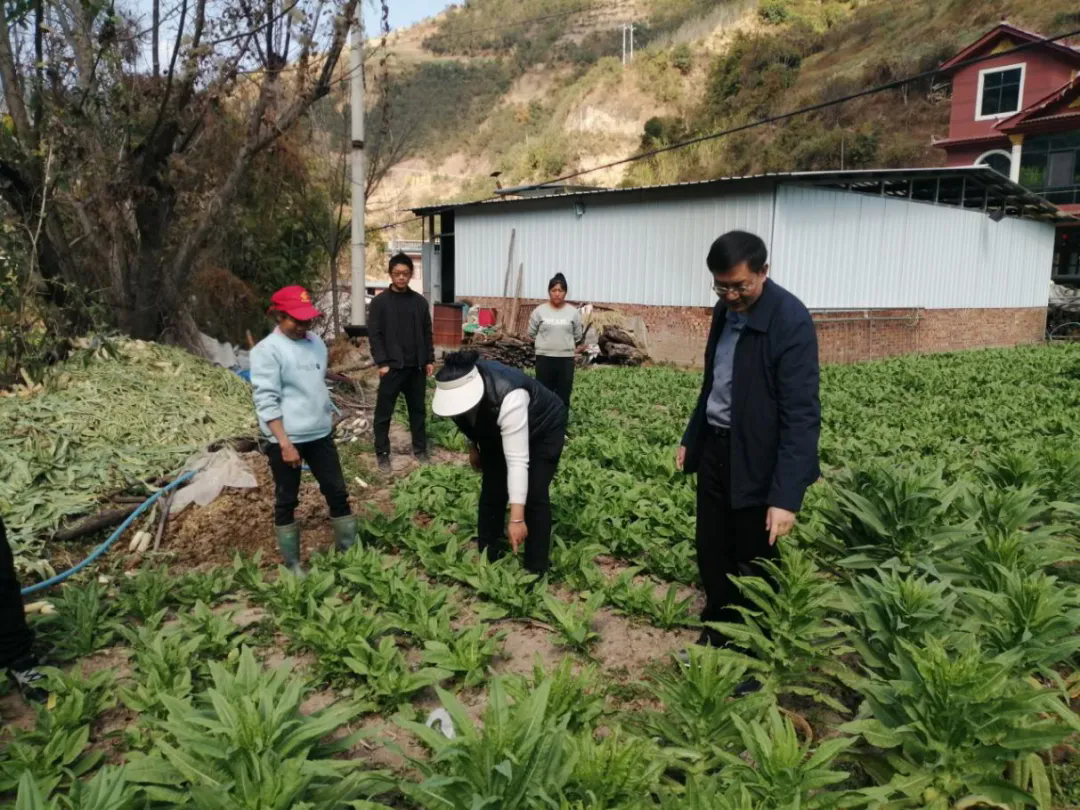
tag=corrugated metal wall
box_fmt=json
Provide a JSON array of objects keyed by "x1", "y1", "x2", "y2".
[
  {"x1": 451, "y1": 183, "x2": 1056, "y2": 309},
  {"x1": 771, "y1": 185, "x2": 1055, "y2": 309},
  {"x1": 453, "y1": 187, "x2": 775, "y2": 308}
]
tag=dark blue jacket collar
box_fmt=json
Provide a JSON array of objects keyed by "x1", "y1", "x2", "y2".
[{"x1": 745, "y1": 278, "x2": 781, "y2": 333}]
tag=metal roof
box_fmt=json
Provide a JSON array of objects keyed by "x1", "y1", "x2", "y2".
[
  {"x1": 411, "y1": 167, "x2": 1073, "y2": 223},
  {"x1": 493, "y1": 182, "x2": 606, "y2": 198}
]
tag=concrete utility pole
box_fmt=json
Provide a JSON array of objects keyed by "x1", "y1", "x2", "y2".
[
  {"x1": 621, "y1": 23, "x2": 635, "y2": 65},
  {"x1": 349, "y1": 14, "x2": 367, "y2": 328}
]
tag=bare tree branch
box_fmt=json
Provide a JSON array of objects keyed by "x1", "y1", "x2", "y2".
[
  {"x1": 0, "y1": 0, "x2": 35, "y2": 141},
  {"x1": 169, "y1": 0, "x2": 359, "y2": 294},
  {"x1": 152, "y1": 0, "x2": 160, "y2": 76}
]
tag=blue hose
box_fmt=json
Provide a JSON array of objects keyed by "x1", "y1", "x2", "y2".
[{"x1": 21, "y1": 471, "x2": 197, "y2": 597}]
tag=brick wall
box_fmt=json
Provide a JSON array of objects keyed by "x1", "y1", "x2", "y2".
[{"x1": 464, "y1": 296, "x2": 1046, "y2": 366}]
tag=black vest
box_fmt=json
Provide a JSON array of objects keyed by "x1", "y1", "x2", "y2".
[{"x1": 452, "y1": 360, "x2": 566, "y2": 455}]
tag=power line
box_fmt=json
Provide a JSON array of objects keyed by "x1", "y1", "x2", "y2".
[{"x1": 489, "y1": 26, "x2": 1080, "y2": 200}]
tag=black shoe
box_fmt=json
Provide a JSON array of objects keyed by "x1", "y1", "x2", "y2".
[
  {"x1": 376, "y1": 455, "x2": 391, "y2": 473},
  {"x1": 414, "y1": 451, "x2": 431, "y2": 464},
  {"x1": 734, "y1": 677, "x2": 762, "y2": 697},
  {"x1": 9, "y1": 666, "x2": 48, "y2": 703}
]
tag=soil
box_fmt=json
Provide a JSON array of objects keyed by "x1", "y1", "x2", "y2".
[{"x1": 160, "y1": 421, "x2": 428, "y2": 570}]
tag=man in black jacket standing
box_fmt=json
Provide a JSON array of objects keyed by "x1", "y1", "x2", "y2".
[
  {"x1": 677, "y1": 231, "x2": 820, "y2": 647},
  {"x1": 369, "y1": 253, "x2": 435, "y2": 472}
]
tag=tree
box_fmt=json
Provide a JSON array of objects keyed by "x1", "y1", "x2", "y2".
[{"x1": 0, "y1": 0, "x2": 361, "y2": 346}]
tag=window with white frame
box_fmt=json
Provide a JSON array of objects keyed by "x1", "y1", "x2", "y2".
[{"x1": 977, "y1": 64, "x2": 1025, "y2": 119}]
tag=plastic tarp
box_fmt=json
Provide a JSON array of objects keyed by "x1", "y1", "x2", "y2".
[{"x1": 169, "y1": 449, "x2": 257, "y2": 515}]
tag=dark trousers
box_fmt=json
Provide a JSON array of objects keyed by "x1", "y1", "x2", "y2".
[
  {"x1": 374, "y1": 367, "x2": 427, "y2": 457},
  {"x1": 265, "y1": 435, "x2": 351, "y2": 527},
  {"x1": 476, "y1": 427, "x2": 566, "y2": 575},
  {"x1": 535, "y1": 356, "x2": 575, "y2": 409},
  {"x1": 695, "y1": 427, "x2": 776, "y2": 646},
  {"x1": 0, "y1": 518, "x2": 35, "y2": 670}
]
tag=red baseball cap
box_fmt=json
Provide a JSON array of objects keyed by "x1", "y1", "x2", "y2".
[{"x1": 269, "y1": 285, "x2": 321, "y2": 321}]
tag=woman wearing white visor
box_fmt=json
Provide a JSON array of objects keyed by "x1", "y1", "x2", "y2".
[{"x1": 433, "y1": 351, "x2": 568, "y2": 574}]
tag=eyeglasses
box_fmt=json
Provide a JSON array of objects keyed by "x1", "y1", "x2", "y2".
[{"x1": 713, "y1": 281, "x2": 753, "y2": 296}]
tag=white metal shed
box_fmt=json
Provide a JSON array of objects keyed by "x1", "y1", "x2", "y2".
[{"x1": 412, "y1": 167, "x2": 1069, "y2": 312}]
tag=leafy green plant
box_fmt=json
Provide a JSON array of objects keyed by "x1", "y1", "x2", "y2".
[
  {"x1": 815, "y1": 464, "x2": 973, "y2": 572},
  {"x1": 11, "y1": 765, "x2": 135, "y2": 810},
  {"x1": 843, "y1": 639, "x2": 1076, "y2": 809},
  {"x1": 504, "y1": 657, "x2": 610, "y2": 733},
  {"x1": 543, "y1": 592, "x2": 604, "y2": 654},
  {"x1": 564, "y1": 727, "x2": 669, "y2": 807},
  {"x1": 115, "y1": 565, "x2": 173, "y2": 621},
  {"x1": 230, "y1": 550, "x2": 268, "y2": 593},
  {"x1": 459, "y1": 554, "x2": 549, "y2": 619},
  {"x1": 176, "y1": 600, "x2": 250, "y2": 663},
  {"x1": 962, "y1": 568, "x2": 1080, "y2": 679},
  {"x1": 0, "y1": 724, "x2": 104, "y2": 796},
  {"x1": 397, "y1": 679, "x2": 577, "y2": 809},
  {"x1": 640, "y1": 645, "x2": 767, "y2": 769},
  {"x1": 343, "y1": 636, "x2": 450, "y2": 710},
  {"x1": 0, "y1": 666, "x2": 119, "y2": 796},
  {"x1": 124, "y1": 647, "x2": 393, "y2": 808},
  {"x1": 256, "y1": 565, "x2": 338, "y2": 613},
  {"x1": 280, "y1": 595, "x2": 399, "y2": 685},
  {"x1": 847, "y1": 570, "x2": 961, "y2": 670},
  {"x1": 34, "y1": 666, "x2": 117, "y2": 732},
  {"x1": 171, "y1": 566, "x2": 239, "y2": 607},
  {"x1": 649, "y1": 583, "x2": 697, "y2": 630},
  {"x1": 717, "y1": 708, "x2": 857, "y2": 808},
  {"x1": 420, "y1": 624, "x2": 505, "y2": 688},
  {"x1": 709, "y1": 546, "x2": 854, "y2": 711},
  {"x1": 117, "y1": 617, "x2": 199, "y2": 718},
  {"x1": 34, "y1": 580, "x2": 118, "y2": 661}
]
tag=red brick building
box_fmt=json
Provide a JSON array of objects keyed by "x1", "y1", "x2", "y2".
[{"x1": 934, "y1": 23, "x2": 1080, "y2": 280}]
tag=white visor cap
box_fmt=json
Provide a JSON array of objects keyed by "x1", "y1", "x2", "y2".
[{"x1": 432, "y1": 366, "x2": 485, "y2": 417}]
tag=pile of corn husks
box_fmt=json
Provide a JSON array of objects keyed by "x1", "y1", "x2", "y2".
[{"x1": 1, "y1": 339, "x2": 254, "y2": 576}]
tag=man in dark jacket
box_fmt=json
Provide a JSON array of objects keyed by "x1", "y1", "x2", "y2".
[
  {"x1": 369, "y1": 253, "x2": 435, "y2": 472},
  {"x1": 677, "y1": 230, "x2": 820, "y2": 647}
]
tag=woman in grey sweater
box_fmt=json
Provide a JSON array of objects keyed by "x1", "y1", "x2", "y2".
[{"x1": 527, "y1": 273, "x2": 583, "y2": 408}]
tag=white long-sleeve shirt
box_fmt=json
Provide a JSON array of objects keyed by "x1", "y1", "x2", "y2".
[{"x1": 497, "y1": 389, "x2": 531, "y2": 504}]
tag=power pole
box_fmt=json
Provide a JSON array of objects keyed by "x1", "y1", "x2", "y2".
[
  {"x1": 349, "y1": 13, "x2": 367, "y2": 329},
  {"x1": 621, "y1": 23, "x2": 635, "y2": 66},
  {"x1": 621, "y1": 23, "x2": 626, "y2": 65},
  {"x1": 629, "y1": 23, "x2": 634, "y2": 62}
]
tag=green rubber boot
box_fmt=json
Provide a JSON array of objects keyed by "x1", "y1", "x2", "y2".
[
  {"x1": 331, "y1": 514, "x2": 358, "y2": 553},
  {"x1": 274, "y1": 523, "x2": 304, "y2": 576}
]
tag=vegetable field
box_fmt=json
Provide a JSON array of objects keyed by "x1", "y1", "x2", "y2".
[{"x1": 6, "y1": 345, "x2": 1080, "y2": 809}]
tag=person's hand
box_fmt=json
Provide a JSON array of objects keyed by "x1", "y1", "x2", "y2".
[
  {"x1": 378, "y1": 366, "x2": 390, "y2": 377},
  {"x1": 675, "y1": 445, "x2": 687, "y2": 471},
  {"x1": 281, "y1": 441, "x2": 302, "y2": 468},
  {"x1": 766, "y1": 507, "x2": 796, "y2": 546},
  {"x1": 426, "y1": 363, "x2": 435, "y2": 377},
  {"x1": 508, "y1": 521, "x2": 528, "y2": 553},
  {"x1": 574, "y1": 344, "x2": 587, "y2": 355},
  {"x1": 469, "y1": 445, "x2": 482, "y2": 471}
]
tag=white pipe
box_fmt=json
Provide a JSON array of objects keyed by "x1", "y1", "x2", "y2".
[{"x1": 349, "y1": 17, "x2": 366, "y2": 327}]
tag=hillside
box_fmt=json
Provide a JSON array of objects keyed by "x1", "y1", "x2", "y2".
[{"x1": 362, "y1": 0, "x2": 1080, "y2": 226}]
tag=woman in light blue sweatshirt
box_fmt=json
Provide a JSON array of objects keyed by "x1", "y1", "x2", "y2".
[{"x1": 249, "y1": 285, "x2": 354, "y2": 573}]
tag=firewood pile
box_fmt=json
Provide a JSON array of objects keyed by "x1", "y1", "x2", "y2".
[
  {"x1": 470, "y1": 335, "x2": 535, "y2": 368},
  {"x1": 598, "y1": 326, "x2": 648, "y2": 366}
]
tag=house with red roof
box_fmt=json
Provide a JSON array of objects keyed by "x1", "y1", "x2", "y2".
[{"x1": 935, "y1": 22, "x2": 1080, "y2": 280}]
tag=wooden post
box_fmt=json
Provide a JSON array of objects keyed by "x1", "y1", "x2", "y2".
[{"x1": 509, "y1": 262, "x2": 524, "y2": 336}]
